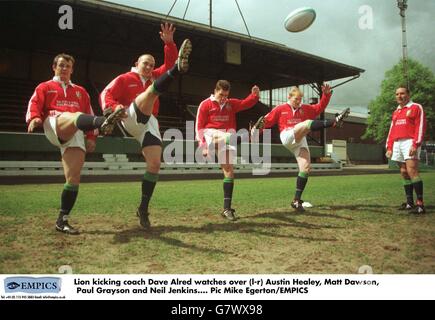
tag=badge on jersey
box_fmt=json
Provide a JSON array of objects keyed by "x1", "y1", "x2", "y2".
[
  {"x1": 406, "y1": 109, "x2": 412, "y2": 117},
  {"x1": 75, "y1": 91, "x2": 82, "y2": 99}
]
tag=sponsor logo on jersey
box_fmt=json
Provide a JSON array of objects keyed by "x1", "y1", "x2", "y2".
[{"x1": 395, "y1": 119, "x2": 407, "y2": 125}]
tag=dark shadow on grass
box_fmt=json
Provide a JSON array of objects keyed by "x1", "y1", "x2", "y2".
[
  {"x1": 319, "y1": 204, "x2": 434, "y2": 215},
  {"x1": 246, "y1": 210, "x2": 353, "y2": 222},
  {"x1": 84, "y1": 217, "x2": 338, "y2": 249},
  {"x1": 85, "y1": 226, "x2": 227, "y2": 254},
  {"x1": 307, "y1": 204, "x2": 388, "y2": 215}
]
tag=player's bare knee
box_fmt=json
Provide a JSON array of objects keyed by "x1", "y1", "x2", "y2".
[
  {"x1": 221, "y1": 164, "x2": 234, "y2": 177},
  {"x1": 66, "y1": 176, "x2": 80, "y2": 186},
  {"x1": 406, "y1": 168, "x2": 419, "y2": 179},
  {"x1": 147, "y1": 160, "x2": 161, "y2": 173},
  {"x1": 400, "y1": 170, "x2": 410, "y2": 179}
]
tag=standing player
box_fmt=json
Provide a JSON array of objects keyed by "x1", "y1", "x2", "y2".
[
  {"x1": 251, "y1": 84, "x2": 349, "y2": 212},
  {"x1": 385, "y1": 86, "x2": 427, "y2": 214},
  {"x1": 26, "y1": 53, "x2": 124, "y2": 235},
  {"x1": 196, "y1": 80, "x2": 260, "y2": 221},
  {"x1": 100, "y1": 25, "x2": 192, "y2": 229}
]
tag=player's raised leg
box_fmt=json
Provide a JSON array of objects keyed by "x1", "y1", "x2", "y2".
[{"x1": 133, "y1": 39, "x2": 192, "y2": 121}]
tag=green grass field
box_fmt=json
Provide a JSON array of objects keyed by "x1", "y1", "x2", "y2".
[{"x1": 1, "y1": 172, "x2": 434, "y2": 274}]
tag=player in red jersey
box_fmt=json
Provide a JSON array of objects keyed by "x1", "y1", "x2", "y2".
[
  {"x1": 195, "y1": 80, "x2": 260, "y2": 221},
  {"x1": 26, "y1": 53, "x2": 124, "y2": 234},
  {"x1": 100, "y1": 23, "x2": 178, "y2": 118},
  {"x1": 100, "y1": 24, "x2": 192, "y2": 229},
  {"x1": 385, "y1": 86, "x2": 427, "y2": 214},
  {"x1": 251, "y1": 84, "x2": 349, "y2": 212}
]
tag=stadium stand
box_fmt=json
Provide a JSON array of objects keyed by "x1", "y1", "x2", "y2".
[
  {"x1": 0, "y1": 132, "x2": 342, "y2": 178},
  {"x1": 0, "y1": 0, "x2": 380, "y2": 180},
  {"x1": 0, "y1": 77, "x2": 38, "y2": 133}
]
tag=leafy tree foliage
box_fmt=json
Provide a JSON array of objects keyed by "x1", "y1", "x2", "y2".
[{"x1": 364, "y1": 59, "x2": 434, "y2": 144}]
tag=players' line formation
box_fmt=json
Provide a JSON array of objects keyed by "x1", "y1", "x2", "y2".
[{"x1": 25, "y1": 23, "x2": 427, "y2": 235}]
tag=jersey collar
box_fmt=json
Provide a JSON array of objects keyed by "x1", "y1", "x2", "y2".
[
  {"x1": 210, "y1": 94, "x2": 227, "y2": 109},
  {"x1": 53, "y1": 76, "x2": 73, "y2": 87},
  {"x1": 287, "y1": 101, "x2": 301, "y2": 112},
  {"x1": 131, "y1": 67, "x2": 150, "y2": 85},
  {"x1": 397, "y1": 100, "x2": 413, "y2": 110}
]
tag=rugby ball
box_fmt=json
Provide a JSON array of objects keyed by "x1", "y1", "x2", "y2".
[{"x1": 284, "y1": 7, "x2": 316, "y2": 32}]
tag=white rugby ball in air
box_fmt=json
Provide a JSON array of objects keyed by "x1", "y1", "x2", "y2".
[{"x1": 284, "y1": 7, "x2": 316, "y2": 32}]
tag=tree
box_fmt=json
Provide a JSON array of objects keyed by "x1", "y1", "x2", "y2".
[{"x1": 364, "y1": 58, "x2": 435, "y2": 144}]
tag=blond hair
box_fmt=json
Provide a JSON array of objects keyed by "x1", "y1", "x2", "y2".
[{"x1": 289, "y1": 86, "x2": 303, "y2": 98}]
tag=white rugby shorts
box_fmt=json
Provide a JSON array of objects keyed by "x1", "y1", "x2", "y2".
[
  {"x1": 43, "y1": 115, "x2": 86, "y2": 155},
  {"x1": 391, "y1": 138, "x2": 421, "y2": 162},
  {"x1": 280, "y1": 128, "x2": 309, "y2": 157},
  {"x1": 121, "y1": 102, "x2": 162, "y2": 144}
]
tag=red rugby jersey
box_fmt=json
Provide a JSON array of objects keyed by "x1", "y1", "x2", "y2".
[
  {"x1": 195, "y1": 93, "x2": 259, "y2": 145},
  {"x1": 26, "y1": 78, "x2": 97, "y2": 140},
  {"x1": 386, "y1": 101, "x2": 426, "y2": 151},
  {"x1": 100, "y1": 42, "x2": 178, "y2": 116},
  {"x1": 262, "y1": 92, "x2": 331, "y2": 132}
]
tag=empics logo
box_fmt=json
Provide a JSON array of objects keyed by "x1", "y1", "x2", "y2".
[
  {"x1": 4, "y1": 277, "x2": 61, "y2": 294},
  {"x1": 6, "y1": 282, "x2": 20, "y2": 290}
]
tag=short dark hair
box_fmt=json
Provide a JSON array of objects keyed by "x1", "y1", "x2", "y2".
[
  {"x1": 53, "y1": 53, "x2": 75, "y2": 67},
  {"x1": 396, "y1": 85, "x2": 410, "y2": 94},
  {"x1": 215, "y1": 80, "x2": 231, "y2": 91}
]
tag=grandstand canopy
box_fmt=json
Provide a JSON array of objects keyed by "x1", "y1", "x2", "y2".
[{"x1": 1, "y1": 0, "x2": 364, "y2": 93}]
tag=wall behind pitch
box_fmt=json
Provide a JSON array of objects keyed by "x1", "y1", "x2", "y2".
[
  {"x1": 0, "y1": 49, "x2": 30, "y2": 79},
  {"x1": 347, "y1": 143, "x2": 384, "y2": 163}
]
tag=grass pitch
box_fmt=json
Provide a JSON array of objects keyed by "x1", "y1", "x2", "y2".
[{"x1": 0, "y1": 172, "x2": 434, "y2": 274}]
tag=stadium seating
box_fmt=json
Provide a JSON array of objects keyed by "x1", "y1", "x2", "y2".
[
  {"x1": 0, "y1": 77, "x2": 38, "y2": 132},
  {"x1": 0, "y1": 132, "x2": 342, "y2": 177}
]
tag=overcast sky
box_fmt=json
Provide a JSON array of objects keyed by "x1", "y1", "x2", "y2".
[{"x1": 104, "y1": 0, "x2": 435, "y2": 108}]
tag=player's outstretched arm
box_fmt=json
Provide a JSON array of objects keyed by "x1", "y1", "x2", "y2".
[{"x1": 160, "y1": 22, "x2": 175, "y2": 44}]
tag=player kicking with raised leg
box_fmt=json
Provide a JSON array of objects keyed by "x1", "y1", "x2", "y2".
[
  {"x1": 251, "y1": 84, "x2": 349, "y2": 212},
  {"x1": 196, "y1": 80, "x2": 260, "y2": 221},
  {"x1": 26, "y1": 53, "x2": 125, "y2": 235},
  {"x1": 104, "y1": 39, "x2": 192, "y2": 229}
]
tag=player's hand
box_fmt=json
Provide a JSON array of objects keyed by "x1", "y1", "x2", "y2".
[
  {"x1": 250, "y1": 127, "x2": 260, "y2": 143},
  {"x1": 199, "y1": 141, "x2": 208, "y2": 157},
  {"x1": 385, "y1": 150, "x2": 392, "y2": 159},
  {"x1": 28, "y1": 117, "x2": 42, "y2": 132},
  {"x1": 86, "y1": 139, "x2": 96, "y2": 153},
  {"x1": 160, "y1": 22, "x2": 175, "y2": 44},
  {"x1": 114, "y1": 105, "x2": 128, "y2": 118},
  {"x1": 322, "y1": 83, "x2": 332, "y2": 95},
  {"x1": 251, "y1": 85, "x2": 260, "y2": 96},
  {"x1": 202, "y1": 148, "x2": 208, "y2": 157},
  {"x1": 409, "y1": 146, "x2": 417, "y2": 157}
]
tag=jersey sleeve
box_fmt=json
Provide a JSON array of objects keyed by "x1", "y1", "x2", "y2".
[
  {"x1": 100, "y1": 75, "x2": 125, "y2": 113},
  {"x1": 412, "y1": 105, "x2": 426, "y2": 148},
  {"x1": 309, "y1": 92, "x2": 332, "y2": 117},
  {"x1": 262, "y1": 106, "x2": 281, "y2": 129},
  {"x1": 25, "y1": 83, "x2": 46, "y2": 124},
  {"x1": 195, "y1": 100, "x2": 208, "y2": 147},
  {"x1": 385, "y1": 115, "x2": 395, "y2": 151},
  {"x1": 152, "y1": 42, "x2": 178, "y2": 77},
  {"x1": 231, "y1": 93, "x2": 259, "y2": 113}
]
